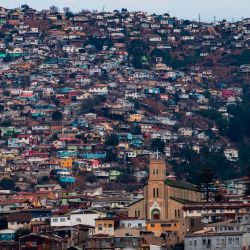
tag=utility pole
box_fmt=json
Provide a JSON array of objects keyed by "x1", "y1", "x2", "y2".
[{"x1": 198, "y1": 14, "x2": 201, "y2": 24}]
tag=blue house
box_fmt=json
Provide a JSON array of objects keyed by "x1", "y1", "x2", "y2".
[
  {"x1": 0, "y1": 229, "x2": 15, "y2": 241},
  {"x1": 145, "y1": 88, "x2": 160, "y2": 94},
  {"x1": 55, "y1": 169, "x2": 75, "y2": 183},
  {"x1": 57, "y1": 151, "x2": 78, "y2": 158},
  {"x1": 79, "y1": 152, "x2": 106, "y2": 159}
]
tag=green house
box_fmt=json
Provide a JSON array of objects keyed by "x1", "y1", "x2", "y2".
[{"x1": 109, "y1": 170, "x2": 121, "y2": 181}]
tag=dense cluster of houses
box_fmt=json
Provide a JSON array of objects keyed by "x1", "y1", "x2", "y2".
[{"x1": 0, "y1": 5, "x2": 249, "y2": 249}]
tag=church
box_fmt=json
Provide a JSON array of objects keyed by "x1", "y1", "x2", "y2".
[{"x1": 128, "y1": 158, "x2": 202, "y2": 221}]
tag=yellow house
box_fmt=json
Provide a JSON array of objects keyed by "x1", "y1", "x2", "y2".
[
  {"x1": 128, "y1": 114, "x2": 143, "y2": 122},
  {"x1": 59, "y1": 157, "x2": 73, "y2": 169},
  {"x1": 95, "y1": 217, "x2": 118, "y2": 236},
  {"x1": 146, "y1": 218, "x2": 189, "y2": 239}
]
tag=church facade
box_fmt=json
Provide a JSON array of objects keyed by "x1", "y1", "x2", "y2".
[{"x1": 128, "y1": 159, "x2": 202, "y2": 221}]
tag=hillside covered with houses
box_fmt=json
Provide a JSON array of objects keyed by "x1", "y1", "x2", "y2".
[{"x1": 0, "y1": 4, "x2": 249, "y2": 249}]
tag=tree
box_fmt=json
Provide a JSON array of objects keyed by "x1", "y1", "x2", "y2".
[
  {"x1": 21, "y1": 4, "x2": 30, "y2": 10},
  {"x1": 53, "y1": 98, "x2": 60, "y2": 107},
  {"x1": 50, "y1": 5, "x2": 59, "y2": 13},
  {"x1": 63, "y1": 7, "x2": 74, "y2": 18},
  {"x1": 86, "y1": 174, "x2": 97, "y2": 184},
  {"x1": 0, "y1": 119, "x2": 12, "y2": 127},
  {"x1": 105, "y1": 150, "x2": 116, "y2": 162},
  {"x1": 128, "y1": 39, "x2": 148, "y2": 56},
  {"x1": 198, "y1": 166, "x2": 215, "y2": 202},
  {"x1": 84, "y1": 37, "x2": 113, "y2": 51},
  {"x1": 128, "y1": 39, "x2": 149, "y2": 69},
  {"x1": 80, "y1": 98, "x2": 95, "y2": 113},
  {"x1": 131, "y1": 125, "x2": 142, "y2": 135},
  {"x1": 75, "y1": 133, "x2": 86, "y2": 141},
  {"x1": 15, "y1": 229, "x2": 31, "y2": 241},
  {"x1": 117, "y1": 173, "x2": 136, "y2": 184},
  {"x1": 244, "y1": 166, "x2": 250, "y2": 196},
  {"x1": 0, "y1": 178, "x2": 15, "y2": 190},
  {"x1": 37, "y1": 176, "x2": 50, "y2": 184},
  {"x1": 150, "y1": 48, "x2": 171, "y2": 64},
  {"x1": 151, "y1": 138, "x2": 165, "y2": 153},
  {"x1": 105, "y1": 134, "x2": 119, "y2": 146},
  {"x1": 3, "y1": 54, "x2": 11, "y2": 63},
  {"x1": 52, "y1": 111, "x2": 63, "y2": 121},
  {"x1": 0, "y1": 104, "x2": 4, "y2": 112},
  {"x1": 63, "y1": 7, "x2": 70, "y2": 13},
  {"x1": 0, "y1": 217, "x2": 7, "y2": 229},
  {"x1": 51, "y1": 133, "x2": 58, "y2": 140},
  {"x1": 3, "y1": 90, "x2": 10, "y2": 96}
]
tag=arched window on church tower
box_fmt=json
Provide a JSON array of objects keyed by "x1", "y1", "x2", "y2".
[{"x1": 153, "y1": 188, "x2": 159, "y2": 198}]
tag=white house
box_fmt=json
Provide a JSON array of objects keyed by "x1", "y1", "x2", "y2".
[
  {"x1": 224, "y1": 148, "x2": 238, "y2": 161},
  {"x1": 178, "y1": 128, "x2": 193, "y2": 137},
  {"x1": 119, "y1": 218, "x2": 146, "y2": 228},
  {"x1": 50, "y1": 210, "x2": 101, "y2": 227}
]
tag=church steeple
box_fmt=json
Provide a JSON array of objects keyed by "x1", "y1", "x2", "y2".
[{"x1": 149, "y1": 158, "x2": 166, "y2": 181}]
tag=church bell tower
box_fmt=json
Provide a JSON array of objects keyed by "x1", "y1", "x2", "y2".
[{"x1": 146, "y1": 158, "x2": 167, "y2": 220}]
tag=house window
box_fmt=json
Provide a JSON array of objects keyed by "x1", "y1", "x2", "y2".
[
  {"x1": 52, "y1": 218, "x2": 58, "y2": 222},
  {"x1": 98, "y1": 224, "x2": 102, "y2": 230},
  {"x1": 194, "y1": 240, "x2": 197, "y2": 246},
  {"x1": 138, "y1": 223, "x2": 142, "y2": 227},
  {"x1": 191, "y1": 219, "x2": 195, "y2": 227},
  {"x1": 138, "y1": 210, "x2": 140, "y2": 217},
  {"x1": 60, "y1": 218, "x2": 66, "y2": 222},
  {"x1": 228, "y1": 238, "x2": 232, "y2": 244},
  {"x1": 108, "y1": 224, "x2": 113, "y2": 228},
  {"x1": 135, "y1": 210, "x2": 137, "y2": 217},
  {"x1": 235, "y1": 238, "x2": 239, "y2": 244}
]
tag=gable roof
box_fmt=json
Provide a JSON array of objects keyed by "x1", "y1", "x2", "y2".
[
  {"x1": 165, "y1": 179, "x2": 199, "y2": 192},
  {"x1": 170, "y1": 197, "x2": 197, "y2": 204},
  {"x1": 127, "y1": 198, "x2": 144, "y2": 207},
  {"x1": 7, "y1": 212, "x2": 33, "y2": 222}
]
